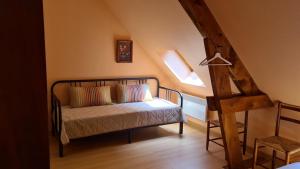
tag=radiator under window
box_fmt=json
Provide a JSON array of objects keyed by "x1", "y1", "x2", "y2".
[{"x1": 179, "y1": 93, "x2": 208, "y2": 121}]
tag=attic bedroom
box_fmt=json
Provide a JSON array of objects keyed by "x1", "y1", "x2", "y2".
[{"x1": 1, "y1": 0, "x2": 300, "y2": 169}]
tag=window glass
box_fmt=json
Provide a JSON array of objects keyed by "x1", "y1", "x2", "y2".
[{"x1": 163, "y1": 50, "x2": 205, "y2": 87}]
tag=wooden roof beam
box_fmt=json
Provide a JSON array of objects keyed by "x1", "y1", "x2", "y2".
[
  {"x1": 179, "y1": 0, "x2": 274, "y2": 168},
  {"x1": 179, "y1": 0, "x2": 263, "y2": 96},
  {"x1": 207, "y1": 94, "x2": 273, "y2": 112},
  {"x1": 207, "y1": 95, "x2": 273, "y2": 113}
]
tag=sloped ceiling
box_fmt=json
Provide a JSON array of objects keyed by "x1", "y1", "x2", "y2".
[{"x1": 104, "y1": 0, "x2": 212, "y2": 97}]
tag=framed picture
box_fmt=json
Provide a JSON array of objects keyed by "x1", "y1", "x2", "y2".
[{"x1": 116, "y1": 40, "x2": 133, "y2": 63}]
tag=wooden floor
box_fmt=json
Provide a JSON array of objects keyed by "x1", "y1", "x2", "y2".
[
  {"x1": 50, "y1": 124, "x2": 229, "y2": 169},
  {"x1": 50, "y1": 123, "x2": 299, "y2": 169}
]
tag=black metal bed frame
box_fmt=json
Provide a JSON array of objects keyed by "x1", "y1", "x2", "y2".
[{"x1": 51, "y1": 77, "x2": 183, "y2": 157}]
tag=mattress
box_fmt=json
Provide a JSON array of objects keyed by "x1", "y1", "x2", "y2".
[{"x1": 60, "y1": 98, "x2": 182, "y2": 144}]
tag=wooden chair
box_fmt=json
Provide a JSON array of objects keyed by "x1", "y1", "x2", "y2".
[
  {"x1": 206, "y1": 110, "x2": 249, "y2": 155},
  {"x1": 252, "y1": 102, "x2": 300, "y2": 169}
]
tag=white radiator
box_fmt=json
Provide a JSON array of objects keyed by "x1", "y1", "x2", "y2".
[{"x1": 179, "y1": 93, "x2": 208, "y2": 121}]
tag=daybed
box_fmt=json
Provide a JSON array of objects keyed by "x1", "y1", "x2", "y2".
[{"x1": 51, "y1": 77, "x2": 183, "y2": 157}]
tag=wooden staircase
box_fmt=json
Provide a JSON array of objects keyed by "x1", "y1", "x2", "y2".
[{"x1": 178, "y1": 0, "x2": 273, "y2": 168}]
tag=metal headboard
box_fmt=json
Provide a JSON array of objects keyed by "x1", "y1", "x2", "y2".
[{"x1": 51, "y1": 76, "x2": 160, "y2": 107}]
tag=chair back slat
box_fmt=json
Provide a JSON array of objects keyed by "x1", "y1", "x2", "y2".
[
  {"x1": 276, "y1": 102, "x2": 300, "y2": 136},
  {"x1": 281, "y1": 103, "x2": 300, "y2": 112},
  {"x1": 280, "y1": 116, "x2": 300, "y2": 125}
]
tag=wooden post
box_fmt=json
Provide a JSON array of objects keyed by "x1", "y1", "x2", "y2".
[
  {"x1": 204, "y1": 38, "x2": 244, "y2": 168},
  {"x1": 179, "y1": 0, "x2": 262, "y2": 95},
  {"x1": 178, "y1": 0, "x2": 274, "y2": 168}
]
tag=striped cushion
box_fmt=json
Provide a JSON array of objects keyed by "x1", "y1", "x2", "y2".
[
  {"x1": 117, "y1": 84, "x2": 153, "y2": 103},
  {"x1": 69, "y1": 86, "x2": 112, "y2": 108}
]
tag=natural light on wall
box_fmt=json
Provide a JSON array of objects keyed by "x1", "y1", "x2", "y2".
[{"x1": 163, "y1": 50, "x2": 205, "y2": 87}]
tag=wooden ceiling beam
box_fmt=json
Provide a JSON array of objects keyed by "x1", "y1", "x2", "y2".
[
  {"x1": 228, "y1": 48, "x2": 262, "y2": 95},
  {"x1": 179, "y1": 0, "x2": 274, "y2": 168},
  {"x1": 179, "y1": 0, "x2": 262, "y2": 96},
  {"x1": 206, "y1": 96, "x2": 217, "y2": 111},
  {"x1": 204, "y1": 38, "x2": 244, "y2": 169},
  {"x1": 220, "y1": 95, "x2": 273, "y2": 113},
  {"x1": 207, "y1": 94, "x2": 273, "y2": 113}
]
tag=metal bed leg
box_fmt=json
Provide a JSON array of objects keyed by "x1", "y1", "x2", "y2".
[
  {"x1": 179, "y1": 122, "x2": 183, "y2": 134},
  {"x1": 59, "y1": 140, "x2": 64, "y2": 157},
  {"x1": 128, "y1": 129, "x2": 132, "y2": 144}
]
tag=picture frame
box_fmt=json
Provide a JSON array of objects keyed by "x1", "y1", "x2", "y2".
[{"x1": 116, "y1": 40, "x2": 133, "y2": 63}]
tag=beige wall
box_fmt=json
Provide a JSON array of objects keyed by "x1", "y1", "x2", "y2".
[
  {"x1": 104, "y1": 0, "x2": 213, "y2": 97},
  {"x1": 43, "y1": 0, "x2": 175, "y2": 127},
  {"x1": 205, "y1": 0, "x2": 300, "y2": 146},
  {"x1": 44, "y1": 0, "x2": 172, "y2": 85}
]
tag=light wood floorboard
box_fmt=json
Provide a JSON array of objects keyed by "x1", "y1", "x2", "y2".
[{"x1": 50, "y1": 124, "x2": 230, "y2": 169}]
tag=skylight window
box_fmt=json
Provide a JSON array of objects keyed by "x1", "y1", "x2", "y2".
[{"x1": 163, "y1": 50, "x2": 205, "y2": 87}]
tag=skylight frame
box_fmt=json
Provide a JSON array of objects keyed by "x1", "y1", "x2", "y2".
[{"x1": 163, "y1": 50, "x2": 205, "y2": 87}]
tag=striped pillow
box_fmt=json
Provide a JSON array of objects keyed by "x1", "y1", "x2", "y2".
[
  {"x1": 69, "y1": 86, "x2": 112, "y2": 108},
  {"x1": 117, "y1": 84, "x2": 153, "y2": 103}
]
